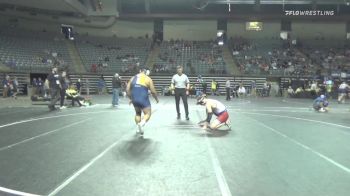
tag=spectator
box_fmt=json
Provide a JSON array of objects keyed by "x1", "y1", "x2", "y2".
[
  {"x1": 238, "y1": 83, "x2": 246, "y2": 98},
  {"x1": 97, "y1": 76, "x2": 106, "y2": 95},
  {"x1": 202, "y1": 80, "x2": 207, "y2": 95},
  {"x1": 85, "y1": 78, "x2": 90, "y2": 95},
  {"x1": 267, "y1": 82, "x2": 272, "y2": 97},
  {"x1": 11, "y1": 77, "x2": 19, "y2": 99},
  {"x1": 262, "y1": 81, "x2": 269, "y2": 97},
  {"x1": 37, "y1": 77, "x2": 44, "y2": 97},
  {"x1": 32, "y1": 78, "x2": 38, "y2": 96},
  {"x1": 196, "y1": 75, "x2": 204, "y2": 96},
  {"x1": 59, "y1": 71, "x2": 68, "y2": 109},
  {"x1": 310, "y1": 81, "x2": 318, "y2": 98},
  {"x1": 2, "y1": 75, "x2": 10, "y2": 98},
  {"x1": 44, "y1": 78, "x2": 50, "y2": 98},
  {"x1": 66, "y1": 85, "x2": 85, "y2": 107},
  {"x1": 76, "y1": 78, "x2": 81, "y2": 93},
  {"x1": 225, "y1": 78, "x2": 231, "y2": 101},
  {"x1": 211, "y1": 79, "x2": 217, "y2": 96},
  {"x1": 325, "y1": 78, "x2": 333, "y2": 99},
  {"x1": 47, "y1": 67, "x2": 61, "y2": 111},
  {"x1": 338, "y1": 81, "x2": 348, "y2": 104},
  {"x1": 112, "y1": 73, "x2": 122, "y2": 107},
  {"x1": 287, "y1": 86, "x2": 294, "y2": 97},
  {"x1": 250, "y1": 80, "x2": 256, "y2": 97}
]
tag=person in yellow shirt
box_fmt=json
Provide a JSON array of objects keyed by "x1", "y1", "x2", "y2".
[
  {"x1": 211, "y1": 79, "x2": 217, "y2": 96},
  {"x1": 66, "y1": 85, "x2": 85, "y2": 107}
]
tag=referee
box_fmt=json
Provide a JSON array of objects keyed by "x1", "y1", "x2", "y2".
[{"x1": 171, "y1": 65, "x2": 190, "y2": 120}]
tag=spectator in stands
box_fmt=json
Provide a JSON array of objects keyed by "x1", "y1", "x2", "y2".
[
  {"x1": 267, "y1": 82, "x2": 272, "y2": 97},
  {"x1": 32, "y1": 78, "x2": 38, "y2": 96},
  {"x1": 91, "y1": 64, "x2": 97, "y2": 73},
  {"x1": 238, "y1": 83, "x2": 246, "y2": 98},
  {"x1": 338, "y1": 81, "x2": 348, "y2": 104},
  {"x1": 59, "y1": 71, "x2": 68, "y2": 109},
  {"x1": 231, "y1": 82, "x2": 238, "y2": 98},
  {"x1": 225, "y1": 78, "x2": 231, "y2": 101},
  {"x1": 11, "y1": 77, "x2": 19, "y2": 99},
  {"x1": 44, "y1": 78, "x2": 50, "y2": 98},
  {"x1": 325, "y1": 78, "x2": 334, "y2": 99},
  {"x1": 196, "y1": 75, "x2": 205, "y2": 95},
  {"x1": 211, "y1": 79, "x2": 217, "y2": 96},
  {"x1": 2, "y1": 75, "x2": 10, "y2": 98},
  {"x1": 37, "y1": 77, "x2": 44, "y2": 97},
  {"x1": 85, "y1": 78, "x2": 90, "y2": 95},
  {"x1": 216, "y1": 81, "x2": 220, "y2": 96},
  {"x1": 112, "y1": 73, "x2": 122, "y2": 107},
  {"x1": 262, "y1": 81, "x2": 269, "y2": 97},
  {"x1": 76, "y1": 78, "x2": 82, "y2": 93},
  {"x1": 310, "y1": 81, "x2": 318, "y2": 98},
  {"x1": 250, "y1": 80, "x2": 257, "y2": 97},
  {"x1": 47, "y1": 67, "x2": 61, "y2": 111},
  {"x1": 97, "y1": 75, "x2": 106, "y2": 95},
  {"x1": 202, "y1": 80, "x2": 207, "y2": 95}
]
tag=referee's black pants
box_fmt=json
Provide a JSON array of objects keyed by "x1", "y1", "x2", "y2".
[{"x1": 175, "y1": 88, "x2": 189, "y2": 116}]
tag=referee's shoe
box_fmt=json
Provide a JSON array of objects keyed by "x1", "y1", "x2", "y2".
[{"x1": 177, "y1": 113, "x2": 190, "y2": 120}]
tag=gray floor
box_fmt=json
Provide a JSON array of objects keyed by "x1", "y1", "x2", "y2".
[{"x1": 0, "y1": 96, "x2": 350, "y2": 196}]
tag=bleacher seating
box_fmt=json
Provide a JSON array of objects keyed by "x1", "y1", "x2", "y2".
[
  {"x1": 154, "y1": 40, "x2": 227, "y2": 75},
  {"x1": 0, "y1": 73, "x2": 29, "y2": 96},
  {"x1": 68, "y1": 74, "x2": 266, "y2": 95},
  {"x1": 75, "y1": 35, "x2": 151, "y2": 73},
  {"x1": 0, "y1": 30, "x2": 72, "y2": 72},
  {"x1": 231, "y1": 38, "x2": 316, "y2": 76},
  {"x1": 299, "y1": 40, "x2": 350, "y2": 75}
]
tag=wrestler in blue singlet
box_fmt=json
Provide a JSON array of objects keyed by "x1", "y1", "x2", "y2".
[{"x1": 131, "y1": 73, "x2": 151, "y2": 109}]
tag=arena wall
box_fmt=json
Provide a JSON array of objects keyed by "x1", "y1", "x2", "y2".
[
  {"x1": 227, "y1": 21, "x2": 281, "y2": 39},
  {"x1": 163, "y1": 20, "x2": 217, "y2": 41},
  {"x1": 291, "y1": 21, "x2": 346, "y2": 40}
]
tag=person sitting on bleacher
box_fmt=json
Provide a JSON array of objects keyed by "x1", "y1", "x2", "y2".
[{"x1": 66, "y1": 85, "x2": 86, "y2": 107}]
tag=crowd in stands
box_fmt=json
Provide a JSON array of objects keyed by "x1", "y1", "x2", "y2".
[
  {"x1": 282, "y1": 77, "x2": 350, "y2": 102},
  {"x1": 154, "y1": 39, "x2": 227, "y2": 75},
  {"x1": 2, "y1": 74, "x2": 19, "y2": 99},
  {"x1": 230, "y1": 37, "x2": 350, "y2": 77},
  {"x1": 300, "y1": 43, "x2": 350, "y2": 76},
  {"x1": 1, "y1": 27, "x2": 349, "y2": 79},
  {"x1": 0, "y1": 29, "x2": 72, "y2": 72},
  {"x1": 75, "y1": 35, "x2": 151, "y2": 74}
]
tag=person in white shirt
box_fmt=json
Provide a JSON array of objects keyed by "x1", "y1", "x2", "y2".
[
  {"x1": 338, "y1": 81, "x2": 348, "y2": 104},
  {"x1": 287, "y1": 86, "x2": 294, "y2": 97},
  {"x1": 171, "y1": 65, "x2": 190, "y2": 120},
  {"x1": 238, "y1": 83, "x2": 246, "y2": 98},
  {"x1": 225, "y1": 79, "x2": 231, "y2": 101},
  {"x1": 310, "y1": 81, "x2": 318, "y2": 98}
]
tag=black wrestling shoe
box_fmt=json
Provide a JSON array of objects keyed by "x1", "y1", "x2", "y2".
[
  {"x1": 177, "y1": 113, "x2": 181, "y2": 120},
  {"x1": 186, "y1": 115, "x2": 190, "y2": 120}
]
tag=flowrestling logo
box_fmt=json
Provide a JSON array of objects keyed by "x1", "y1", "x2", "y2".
[{"x1": 285, "y1": 10, "x2": 335, "y2": 16}]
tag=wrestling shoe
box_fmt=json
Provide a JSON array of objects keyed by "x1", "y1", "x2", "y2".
[
  {"x1": 177, "y1": 113, "x2": 181, "y2": 120},
  {"x1": 137, "y1": 123, "x2": 144, "y2": 136}
]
